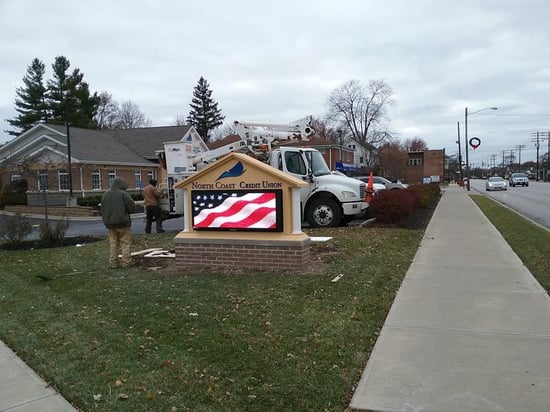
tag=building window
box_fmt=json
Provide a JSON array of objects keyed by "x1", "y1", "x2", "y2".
[
  {"x1": 107, "y1": 170, "x2": 116, "y2": 188},
  {"x1": 58, "y1": 169, "x2": 69, "y2": 191},
  {"x1": 408, "y1": 158, "x2": 423, "y2": 166},
  {"x1": 38, "y1": 170, "x2": 48, "y2": 191},
  {"x1": 147, "y1": 170, "x2": 155, "y2": 182},
  {"x1": 92, "y1": 170, "x2": 101, "y2": 190},
  {"x1": 10, "y1": 173, "x2": 22, "y2": 182},
  {"x1": 135, "y1": 170, "x2": 142, "y2": 189}
]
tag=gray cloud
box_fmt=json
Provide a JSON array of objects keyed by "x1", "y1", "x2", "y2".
[{"x1": 2, "y1": 0, "x2": 550, "y2": 165}]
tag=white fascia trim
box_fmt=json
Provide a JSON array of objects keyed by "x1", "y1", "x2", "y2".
[{"x1": 1, "y1": 134, "x2": 66, "y2": 162}]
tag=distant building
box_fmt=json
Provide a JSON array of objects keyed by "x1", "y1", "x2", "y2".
[
  {"x1": 403, "y1": 149, "x2": 446, "y2": 184},
  {"x1": 0, "y1": 123, "x2": 204, "y2": 206}
]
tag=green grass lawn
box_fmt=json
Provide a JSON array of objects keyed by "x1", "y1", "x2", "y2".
[
  {"x1": 0, "y1": 227, "x2": 423, "y2": 411},
  {"x1": 471, "y1": 195, "x2": 550, "y2": 293},
  {"x1": 3, "y1": 194, "x2": 544, "y2": 411}
]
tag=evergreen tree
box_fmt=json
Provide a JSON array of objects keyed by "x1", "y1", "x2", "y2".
[
  {"x1": 46, "y1": 56, "x2": 99, "y2": 129},
  {"x1": 186, "y1": 76, "x2": 225, "y2": 143},
  {"x1": 6, "y1": 58, "x2": 49, "y2": 136}
]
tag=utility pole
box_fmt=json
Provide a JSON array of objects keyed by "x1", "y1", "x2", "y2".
[
  {"x1": 538, "y1": 131, "x2": 550, "y2": 180},
  {"x1": 515, "y1": 145, "x2": 526, "y2": 172},
  {"x1": 531, "y1": 132, "x2": 540, "y2": 181},
  {"x1": 490, "y1": 154, "x2": 497, "y2": 177},
  {"x1": 456, "y1": 121, "x2": 463, "y2": 181}
]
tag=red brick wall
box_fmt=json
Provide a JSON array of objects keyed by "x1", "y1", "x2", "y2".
[
  {"x1": 423, "y1": 150, "x2": 445, "y2": 181},
  {"x1": 403, "y1": 150, "x2": 445, "y2": 185},
  {"x1": 173, "y1": 241, "x2": 311, "y2": 272}
]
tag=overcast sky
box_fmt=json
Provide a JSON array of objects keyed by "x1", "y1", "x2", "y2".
[{"x1": 2, "y1": 0, "x2": 550, "y2": 166}]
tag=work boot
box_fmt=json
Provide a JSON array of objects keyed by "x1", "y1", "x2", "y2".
[{"x1": 157, "y1": 229, "x2": 165, "y2": 233}]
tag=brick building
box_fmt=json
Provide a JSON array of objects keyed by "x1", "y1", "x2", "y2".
[
  {"x1": 404, "y1": 149, "x2": 446, "y2": 184},
  {"x1": 0, "y1": 123, "x2": 204, "y2": 206}
]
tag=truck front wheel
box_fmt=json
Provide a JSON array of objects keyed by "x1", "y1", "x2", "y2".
[{"x1": 306, "y1": 198, "x2": 342, "y2": 228}]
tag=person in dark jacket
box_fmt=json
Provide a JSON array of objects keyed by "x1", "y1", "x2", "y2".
[
  {"x1": 101, "y1": 177, "x2": 135, "y2": 268},
  {"x1": 143, "y1": 179, "x2": 164, "y2": 233}
]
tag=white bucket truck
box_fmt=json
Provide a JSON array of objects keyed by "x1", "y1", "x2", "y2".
[{"x1": 158, "y1": 117, "x2": 367, "y2": 227}]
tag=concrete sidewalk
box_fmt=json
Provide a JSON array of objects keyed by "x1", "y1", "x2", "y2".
[
  {"x1": 0, "y1": 341, "x2": 77, "y2": 411},
  {"x1": 350, "y1": 185, "x2": 550, "y2": 411}
]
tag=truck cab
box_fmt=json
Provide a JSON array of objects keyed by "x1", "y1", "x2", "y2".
[{"x1": 268, "y1": 147, "x2": 367, "y2": 227}]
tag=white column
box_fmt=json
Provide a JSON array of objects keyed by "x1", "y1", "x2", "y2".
[
  {"x1": 291, "y1": 187, "x2": 302, "y2": 234},
  {"x1": 182, "y1": 189, "x2": 190, "y2": 232}
]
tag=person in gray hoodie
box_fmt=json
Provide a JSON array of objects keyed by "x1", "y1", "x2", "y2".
[{"x1": 101, "y1": 177, "x2": 135, "y2": 268}]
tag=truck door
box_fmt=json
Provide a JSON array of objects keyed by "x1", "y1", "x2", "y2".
[
  {"x1": 282, "y1": 150, "x2": 316, "y2": 206},
  {"x1": 284, "y1": 150, "x2": 307, "y2": 175}
]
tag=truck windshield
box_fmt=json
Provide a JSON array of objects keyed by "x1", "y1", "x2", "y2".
[{"x1": 306, "y1": 150, "x2": 331, "y2": 176}]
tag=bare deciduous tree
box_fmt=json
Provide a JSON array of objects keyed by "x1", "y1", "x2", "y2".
[
  {"x1": 210, "y1": 123, "x2": 236, "y2": 141},
  {"x1": 94, "y1": 92, "x2": 119, "y2": 129},
  {"x1": 113, "y1": 101, "x2": 152, "y2": 129},
  {"x1": 326, "y1": 79, "x2": 394, "y2": 148},
  {"x1": 173, "y1": 114, "x2": 187, "y2": 126},
  {"x1": 378, "y1": 141, "x2": 408, "y2": 180},
  {"x1": 403, "y1": 137, "x2": 428, "y2": 152},
  {"x1": 5, "y1": 153, "x2": 67, "y2": 225},
  {"x1": 94, "y1": 96, "x2": 152, "y2": 129},
  {"x1": 95, "y1": 92, "x2": 118, "y2": 129}
]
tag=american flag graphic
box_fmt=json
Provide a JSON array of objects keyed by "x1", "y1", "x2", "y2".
[{"x1": 192, "y1": 191, "x2": 279, "y2": 230}]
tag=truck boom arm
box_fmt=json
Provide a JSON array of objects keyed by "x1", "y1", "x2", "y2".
[{"x1": 233, "y1": 116, "x2": 315, "y2": 148}]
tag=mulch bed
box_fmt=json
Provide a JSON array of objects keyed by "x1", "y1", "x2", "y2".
[
  {"x1": 0, "y1": 235, "x2": 103, "y2": 251},
  {"x1": 363, "y1": 193, "x2": 441, "y2": 230}
]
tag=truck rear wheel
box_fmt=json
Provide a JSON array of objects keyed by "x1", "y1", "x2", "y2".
[{"x1": 306, "y1": 198, "x2": 342, "y2": 228}]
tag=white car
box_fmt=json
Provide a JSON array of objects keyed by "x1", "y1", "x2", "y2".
[
  {"x1": 372, "y1": 176, "x2": 409, "y2": 190},
  {"x1": 486, "y1": 176, "x2": 507, "y2": 191},
  {"x1": 509, "y1": 172, "x2": 529, "y2": 187},
  {"x1": 354, "y1": 176, "x2": 386, "y2": 192},
  {"x1": 355, "y1": 176, "x2": 401, "y2": 192}
]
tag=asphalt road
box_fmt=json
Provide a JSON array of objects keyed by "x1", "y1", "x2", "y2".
[
  {"x1": 0, "y1": 213, "x2": 185, "y2": 240},
  {"x1": 469, "y1": 179, "x2": 550, "y2": 229}
]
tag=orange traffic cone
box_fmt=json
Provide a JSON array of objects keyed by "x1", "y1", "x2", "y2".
[{"x1": 364, "y1": 171, "x2": 375, "y2": 203}]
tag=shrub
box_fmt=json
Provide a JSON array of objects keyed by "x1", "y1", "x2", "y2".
[
  {"x1": 409, "y1": 183, "x2": 441, "y2": 208},
  {"x1": 0, "y1": 179, "x2": 28, "y2": 207},
  {"x1": 39, "y1": 218, "x2": 70, "y2": 245},
  {"x1": 369, "y1": 188, "x2": 417, "y2": 225},
  {"x1": 77, "y1": 196, "x2": 101, "y2": 207},
  {"x1": 0, "y1": 213, "x2": 33, "y2": 244}
]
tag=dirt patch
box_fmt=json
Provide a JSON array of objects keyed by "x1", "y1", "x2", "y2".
[{"x1": 404, "y1": 194, "x2": 441, "y2": 230}]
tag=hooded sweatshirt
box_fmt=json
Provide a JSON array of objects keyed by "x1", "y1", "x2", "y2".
[{"x1": 101, "y1": 177, "x2": 135, "y2": 228}]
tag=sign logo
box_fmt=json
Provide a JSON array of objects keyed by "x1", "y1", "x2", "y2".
[{"x1": 216, "y1": 161, "x2": 245, "y2": 180}]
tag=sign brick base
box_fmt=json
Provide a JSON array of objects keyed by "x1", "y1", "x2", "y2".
[{"x1": 172, "y1": 236, "x2": 311, "y2": 273}]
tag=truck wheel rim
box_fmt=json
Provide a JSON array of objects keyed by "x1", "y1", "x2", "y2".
[{"x1": 314, "y1": 205, "x2": 333, "y2": 226}]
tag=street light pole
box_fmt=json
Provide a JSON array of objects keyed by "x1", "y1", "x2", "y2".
[
  {"x1": 464, "y1": 106, "x2": 498, "y2": 191},
  {"x1": 465, "y1": 107, "x2": 470, "y2": 190},
  {"x1": 64, "y1": 92, "x2": 74, "y2": 199}
]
